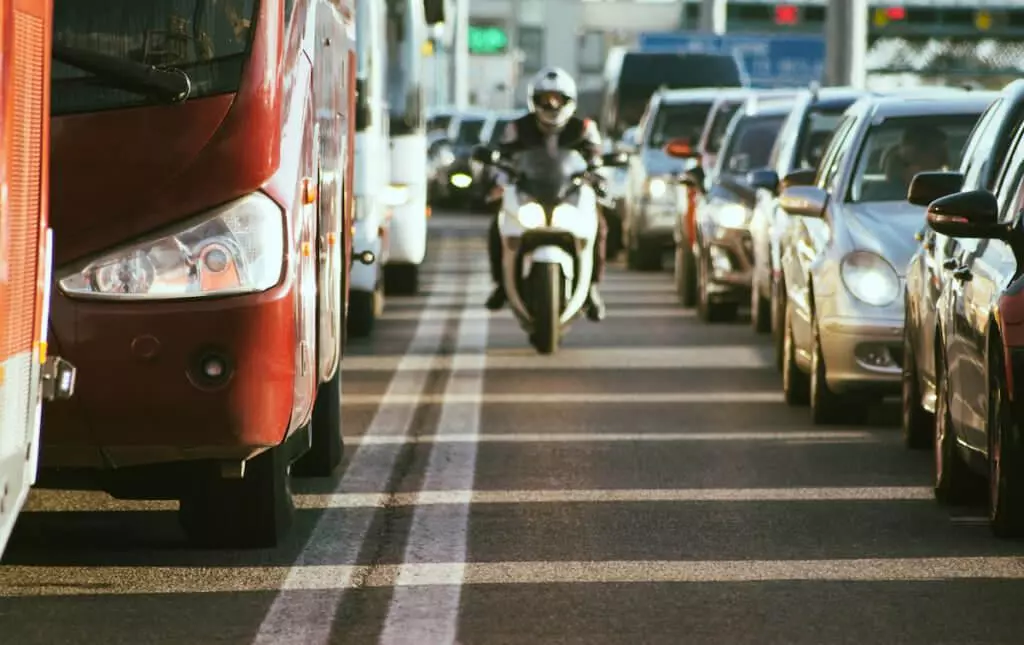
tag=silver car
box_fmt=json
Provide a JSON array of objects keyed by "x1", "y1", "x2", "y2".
[{"x1": 776, "y1": 91, "x2": 993, "y2": 425}]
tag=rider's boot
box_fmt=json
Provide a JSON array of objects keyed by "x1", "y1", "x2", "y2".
[
  {"x1": 486, "y1": 285, "x2": 507, "y2": 311},
  {"x1": 585, "y1": 284, "x2": 606, "y2": 322}
]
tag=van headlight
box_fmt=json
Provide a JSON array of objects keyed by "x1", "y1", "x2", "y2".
[
  {"x1": 58, "y1": 192, "x2": 285, "y2": 300},
  {"x1": 840, "y1": 251, "x2": 900, "y2": 307},
  {"x1": 713, "y1": 203, "x2": 749, "y2": 229},
  {"x1": 516, "y1": 202, "x2": 546, "y2": 229}
]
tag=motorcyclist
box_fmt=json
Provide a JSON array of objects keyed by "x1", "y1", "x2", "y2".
[{"x1": 485, "y1": 66, "x2": 609, "y2": 322}]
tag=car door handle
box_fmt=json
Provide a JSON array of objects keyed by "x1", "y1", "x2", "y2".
[
  {"x1": 952, "y1": 266, "x2": 972, "y2": 282},
  {"x1": 943, "y1": 258, "x2": 959, "y2": 270}
]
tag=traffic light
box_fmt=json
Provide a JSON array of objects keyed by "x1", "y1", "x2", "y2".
[
  {"x1": 774, "y1": 5, "x2": 799, "y2": 26},
  {"x1": 424, "y1": 0, "x2": 445, "y2": 26}
]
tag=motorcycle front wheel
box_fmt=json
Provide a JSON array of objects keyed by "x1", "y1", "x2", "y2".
[{"x1": 529, "y1": 262, "x2": 562, "y2": 355}]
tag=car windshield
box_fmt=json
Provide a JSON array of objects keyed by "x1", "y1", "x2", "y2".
[
  {"x1": 849, "y1": 113, "x2": 982, "y2": 203},
  {"x1": 513, "y1": 148, "x2": 587, "y2": 204},
  {"x1": 719, "y1": 115, "x2": 786, "y2": 176},
  {"x1": 647, "y1": 102, "x2": 714, "y2": 149},
  {"x1": 794, "y1": 108, "x2": 846, "y2": 170},
  {"x1": 703, "y1": 101, "x2": 744, "y2": 154},
  {"x1": 51, "y1": 0, "x2": 257, "y2": 115},
  {"x1": 455, "y1": 118, "x2": 485, "y2": 145},
  {"x1": 428, "y1": 115, "x2": 452, "y2": 133}
]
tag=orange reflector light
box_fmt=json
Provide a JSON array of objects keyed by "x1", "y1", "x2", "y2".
[
  {"x1": 38, "y1": 341, "x2": 47, "y2": 365},
  {"x1": 301, "y1": 177, "x2": 316, "y2": 205},
  {"x1": 301, "y1": 241, "x2": 313, "y2": 257},
  {"x1": 327, "y1": 232, "x2": 337, "y2": 246},
  {"x1": 426, "y1": 206, "x2": 432, "y2": 218}
]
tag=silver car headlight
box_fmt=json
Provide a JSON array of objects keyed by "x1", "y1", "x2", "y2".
[
  {"x1": 551, "y1": 204, "x2": 583, "y2": 228},
  {"x1": 58, "y1": 192, "x2": 285, "y2": 300},
  {"x1": 712, "y1": 203, "x2": 749, "y2": 229},
  {"x1": 840, "y1": 251, "x2": 900, "y2": 307},
  {"x1": 517, "y1": 202, "x2": 546, "y2": 229}
]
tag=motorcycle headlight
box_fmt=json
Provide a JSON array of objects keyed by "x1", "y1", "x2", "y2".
[
  {"x1": 551, "y1": 204, "x2": 581, "y2": 228},
  {"x1": 840, "y1": 251, "x2": 900, "y2": 307},
  {"x1": 713, "y1": 203, "x2": 749, "y2": 229},
  {"x1": 517, "y1": 202, "x2": 546, "y2": 229},
  {"x1": 450, "y1": 172, "x2": 472, "y2": 189},
  {"x1": 646, "y1": 176, "x2": 669, "y2": 200},
  {"x1": 58, "y1": 192, "x2": 285, "y2": 300}
]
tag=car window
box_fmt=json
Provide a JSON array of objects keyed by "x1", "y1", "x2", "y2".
[
  {"x1": 815, "y1": 115, "x2": 856, "y2": 191},
  {"x1": 704, "y1": 100, "x2": 743, "y2": 154},
  {"x1": 454, "y1": 118, "x2": 485, "y2": 145},
  {"x1": 718, "y1": 114, "x2": 786, "y2": 175},
  {"x1": 847, "y1": 113, "x2": 981, "y2": 203},
  {"x1": 795, "y1": 108, "x2": 846, "y2": 171},
  {"x1": 994, "y1": 122, "x2": 1024, "y2": 222},
  {"x1": 960, "y1": 99, "x2": 1001, "y2": 190},
  {"x1": 646, "y1": 101, "x2": 714, "y2": 148}
]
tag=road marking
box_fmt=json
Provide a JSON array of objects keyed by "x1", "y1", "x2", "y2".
[
  {"x1": 252, "y1": 239, "x2": 466, "y2": 645},
  {"x1": 341, "y1": 346, "x2": 773, "y2": 371},
  {"x1": 342, "y1": 392, "x2": 785, "y2": 405},
  {"x1": 348, "y1": 430, "x2": 879, "y2": 445},
  {"x1": 292, "y1": 487, "x2": 933, "y2": 509},
  {"x1": 9, "y1": 556, "x2": 1024, "y2": 596},
  {"x1": 380, "y1": 308, "x2": 694, "y2": 321},
  {"x1": 378, "y1": 271, "x2": 490, "y2": 645}
]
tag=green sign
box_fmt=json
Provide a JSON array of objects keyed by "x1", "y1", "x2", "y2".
[{"x1": 468, "y1": 25, "x2": 508, "y2": 54}]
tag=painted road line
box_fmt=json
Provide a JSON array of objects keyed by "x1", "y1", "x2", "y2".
[
  {"x1": 378, "y1": 271, "x2": 490, "y2": 645},
  {"x1": 342, "y1": 392, "x2": 785, "y2": 405},
  {"x1": 348, "y1": 430, "x2": 880, "y2": 445},
  {"x1": 10, "y1": 556, "x2": 1024, "y2": 596},
  {"x1": 291, "y1": 487, "x2": 934, "y2": 509},
  {"x1": 252, "y1": 238, "x2": 466, "y2": 645},
  {"x1": 340, "y1": 346, "x2": 774, "y2": 371}
]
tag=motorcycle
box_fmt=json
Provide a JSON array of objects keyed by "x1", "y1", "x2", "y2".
[{"x1": 471, "y1": 144, "x2": 629, "y2": 354}]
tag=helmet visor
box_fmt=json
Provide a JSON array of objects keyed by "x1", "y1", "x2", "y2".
[{"x1": 534, "y1": 91, "x2": 570, "y2": 111}]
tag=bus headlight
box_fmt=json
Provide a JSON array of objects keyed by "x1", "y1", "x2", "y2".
[
  {"x1": 58, "y1": 192, "x2": 285, "y2": 300},
  {"x1": 841, "y1": 251, "x2": 900, "y2": 307},
  {"x1": 516, "y1": 203, "x2": 546, "y2": 229}
]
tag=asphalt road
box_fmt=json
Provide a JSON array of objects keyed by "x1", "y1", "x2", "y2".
[{"x1": 3, "y1": 214, "x2": 1024, "y2": 644}]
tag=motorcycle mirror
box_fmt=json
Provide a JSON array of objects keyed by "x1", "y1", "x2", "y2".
[
  {"x1": 664, "y1": 138, "x2": 701, "y2": 160},
  {"x1": 601, "y1": 151, "x2": 629, "y2": 167},
  {"x1": 471, "y1": 145, "x2": 500, "y2": 165}
]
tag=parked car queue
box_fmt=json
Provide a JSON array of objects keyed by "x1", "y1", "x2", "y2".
[{"x1": 614, "y1": 80, "x2": 1024, "y2": 538}]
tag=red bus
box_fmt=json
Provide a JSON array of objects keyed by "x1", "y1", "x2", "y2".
[
  {"x1": 0, "y1": 0, "x2": 76, "y2": 560},
  {"x1": 40, "y1": 0, "x2": 356, "y2": 548}
]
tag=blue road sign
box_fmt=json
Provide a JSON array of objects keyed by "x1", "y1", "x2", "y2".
[{"x1": 636, "y1": 32, "x2": 825, "y2": 88}]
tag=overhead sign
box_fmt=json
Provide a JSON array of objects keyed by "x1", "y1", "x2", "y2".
[
  {"x1": 468, "y1": 25, "x2": 508, "y2": 54},
  {"x1": 637, "y1": 32, "x2": 826, "y2": 88}
]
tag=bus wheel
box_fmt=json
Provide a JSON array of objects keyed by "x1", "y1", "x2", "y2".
[
  {"x1": 347, "y1": 288, "x2": 377, "y2": 338},
  {"x1": 178, "y1": 445, "x2": 294, "y2": 548},
  {"x1": 384, "y1": 263, "x2": 419, "y2": 295},
  {"x1": 292, "y1": 363, "x2": 344, "y2": 477}
]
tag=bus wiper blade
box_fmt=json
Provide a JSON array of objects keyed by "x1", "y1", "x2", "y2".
[{"x1": 52, "y1": 43, "x2": 192, "y2": 103}]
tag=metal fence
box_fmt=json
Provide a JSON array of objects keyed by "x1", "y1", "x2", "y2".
[{"x1": 868, "y1": 37, "x2": 1024, "y2": 88}]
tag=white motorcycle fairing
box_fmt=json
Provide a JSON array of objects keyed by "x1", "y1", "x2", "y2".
[{"x1": 498, "y1": 183, "x2": 598, "y2": 332}]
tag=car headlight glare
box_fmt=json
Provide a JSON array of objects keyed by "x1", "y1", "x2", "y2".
[
  {"x1": 646, "y1": 177, "x2": 668, "y2": 199},
  {"x1": 713, "y1": 203, "x2": 749, "y2": 229},
  {"x1": 450, "y1": 173, "x2": 472, "y2": 188},
  {"x1": 58, "y1": 192, "x2": 285, "y2": 300},
  {"x1": 517, "y1": 202, "x2": 546, "y2": 229},
  {"x1": 840, "y1": 251, "x2": 900, "y2": 307}
]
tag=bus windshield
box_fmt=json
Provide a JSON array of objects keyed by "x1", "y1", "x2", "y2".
[{"x1": 51, "y1": 0, "x2": 257, "y2": 116}]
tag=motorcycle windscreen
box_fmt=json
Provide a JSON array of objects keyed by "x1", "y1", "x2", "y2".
[{"x1": 512, "y1": 148, "x2": 588, "y2": 209}]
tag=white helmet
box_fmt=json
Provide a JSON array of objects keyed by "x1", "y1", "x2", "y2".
[{"x1": 527, "y1": 66, "x2": 577, "y2": 130}]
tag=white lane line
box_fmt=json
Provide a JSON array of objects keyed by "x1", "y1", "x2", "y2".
[
  {"x1": 342, "y1": 392, "x2": 784, "y2": 405},
  {"x1": 9, "y1": 556, "x2": 1024, "y2": 596},
  {"x1": 292, "y1": 487, "x2": 933, "y2": 509},
  {"x1": 349, "y1": 430, "x2": 878, "y2": 445},
  {"x1": 341, "y1": 346, "x2": 773, "y2": 371},
  {"x1": 252, "y1": 240, "x2": 466, "y2": 645},
  {"x1": 378, "y1": 271, "x2": 490, "y2": 645},
  {"x1": 380, "y1": 308, "x2": 694, "y2": 321}
]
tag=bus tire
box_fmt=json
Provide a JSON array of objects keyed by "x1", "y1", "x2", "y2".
[
  {"x1": 292, "y1": 362, "x2": 344, "y2": 477},
  {"x1": 347, "y1": 288, "x2": 377, "y2": 338},
  {"x1": 178, "y1": 445, "x2": 294, "y2": 548},
  {"x1": 384, "y1": 263, "x2": 419, "y2": 295}
]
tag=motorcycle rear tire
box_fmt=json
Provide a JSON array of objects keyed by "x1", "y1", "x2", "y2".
[{"x1": 530, "y1": 262, "x2": 562, "y2": 355}]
